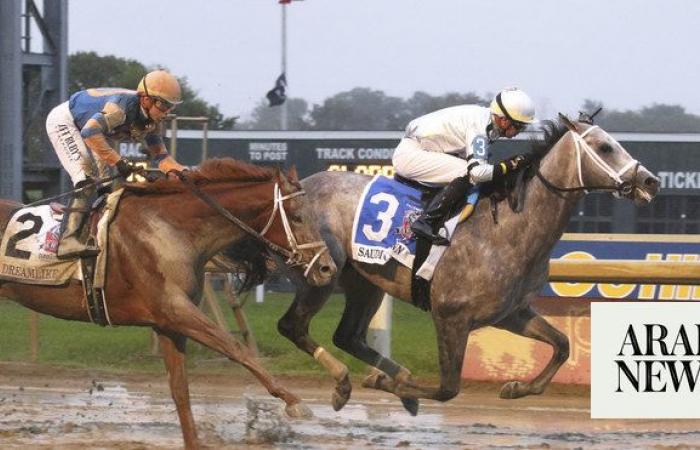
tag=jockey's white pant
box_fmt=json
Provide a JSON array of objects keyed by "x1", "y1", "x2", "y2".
[
  {"x1": 392, "y1": 138, "x2": 470, "y2": 185},
  {"x1": 46, "y1": 101, "x2": 97, "y2": 186}
]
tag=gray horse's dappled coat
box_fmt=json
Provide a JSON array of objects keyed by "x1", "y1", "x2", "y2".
[{"x1": 269, "y1": 117, "x2": 660, "y2": 415}]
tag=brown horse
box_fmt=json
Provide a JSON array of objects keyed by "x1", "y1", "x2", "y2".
[
  {"x1": 239, "y1": 116, "x2": 660, "y2": 414},
  {"x1": 0, "y1": 158, "x2": 336, "y2": 449}
]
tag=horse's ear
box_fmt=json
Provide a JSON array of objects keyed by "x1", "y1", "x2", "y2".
[
  {"x1": 558, "y1": 113, "x2": 578, "y2": 133},
  {"x1": 287, "y1": 165, "x2": 299, "y2": 183}
]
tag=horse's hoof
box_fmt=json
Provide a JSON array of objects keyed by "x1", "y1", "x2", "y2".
[
  {"x1": 285, "y1": 402, "x2": 314, "y2": 419},
  {"x1": 332, "y1": 391, "x2": 349, "y2": 411},
  {"x1": 400, "y1": 397, "x2": 419, "y2": 416},
  {"x1": 332, "y1": 377, "x2": 352, "y2": 411},
  {"x1": 499, "y1": 381, "x2": 527, "y2": 399}
]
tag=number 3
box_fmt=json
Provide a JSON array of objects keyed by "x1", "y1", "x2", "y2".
[
  {"x1": 472, "y1": 135, "x2": 487, "y2": 158},
  {"x1": 362, "y1": 193, "x2": 399, "y2": 242}
]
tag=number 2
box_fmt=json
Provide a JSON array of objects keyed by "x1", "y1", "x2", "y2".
[{"x1": 5, "y1": 212, "x2": 43, "y2": 260}]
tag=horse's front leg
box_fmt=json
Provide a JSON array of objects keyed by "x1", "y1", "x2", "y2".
[
  {"x1": 155, "y1": 328, "x2": 199, "y2": 450},
  {"x1": 159, "y1": 292, "x2": 312, "y2": 418},
  {"x1": 277, "y1": 283, "x2": 352, "y2": 411},
  {"x1": 493, "y1": 305, "x2": 570, "y2": 399}
]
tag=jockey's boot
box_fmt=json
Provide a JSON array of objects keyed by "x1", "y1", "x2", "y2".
[
  {"x1": 57, "y1": 181, "x2": 99, "y2": 259},
  {"x1": 411, "y1": 176, "x2": 471, "y2": 246}
]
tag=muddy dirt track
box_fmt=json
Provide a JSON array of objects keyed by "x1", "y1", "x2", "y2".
[{"x1": 1, "y1": 362, "x2": 700, "y2": 449}]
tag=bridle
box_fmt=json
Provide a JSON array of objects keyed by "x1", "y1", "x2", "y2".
[
  {"x1": 535, "y1": 125, "x2": 639, "y2": 197},
  {"x1": 174, "y1": 172, "x2": 327, "y2": 278},
  {"x1": 258, "y1": 183, "x2": 328, "y2": 276}
]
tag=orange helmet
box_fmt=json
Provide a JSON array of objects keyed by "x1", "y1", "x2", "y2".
[{"x1": 137, "y1": 70, "x2": 183, "y2": 105}]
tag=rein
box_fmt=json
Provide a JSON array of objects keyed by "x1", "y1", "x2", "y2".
[
  {"x1": 534, "y1": 125, "x2": 639, "y2": 196},
  {"x1": 22, "y1": 173, "x2": 122, "y2": 208},
  {"x1": 174, "y1": 171, "x2": 326, "y2": 277}
]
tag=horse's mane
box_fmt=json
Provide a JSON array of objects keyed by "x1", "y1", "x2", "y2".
[
  {"x1": 490, "y1": 118, "x2": 571, "y2": 213},
  {"x1": 528, "y1": 119, "x2": 570, "y2": 160},
  {"x1": 124, "y1": 158, "x2": 276, "y2": 194}
]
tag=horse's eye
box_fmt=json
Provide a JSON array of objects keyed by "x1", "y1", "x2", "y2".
[{"x1": 599, "y1": 143, "x2": 614, "y2": 154}]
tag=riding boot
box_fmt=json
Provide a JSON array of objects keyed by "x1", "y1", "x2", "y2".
[
  {"x1": 411, "y1": 176, "x2": 471, "y2": 246},
  {"x1": 56, "y1": 182, "x2": 99, "y2": 259}
]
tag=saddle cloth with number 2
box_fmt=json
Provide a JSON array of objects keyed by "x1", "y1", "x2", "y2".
[{"x1": 0, "y1": 189, "x2": 123, "y2": 286}]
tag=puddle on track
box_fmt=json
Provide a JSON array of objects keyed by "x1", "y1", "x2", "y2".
[{"x1": 2, "y1": 380, "x2": 700, "y2": 449}]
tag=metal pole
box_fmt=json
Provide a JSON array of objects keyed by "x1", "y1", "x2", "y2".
[
  {"x1": 368, "y1": 294, "x2": 393, "y2": 357},
  {"x1": 23, "y1": 0, "x2": 31, "y2": 52},
  {"x1": 170, "y1": 116, "x2": 178, "y2": 159},
  {"x1": 0, "y1": 0, "x2": 24, "y2": 201},
  {"x1": 255, "y1": 284, "x2": 265, "y2": 304},
  {"x1": 201, "y1": 121, "x2": 209, "y2": 162},
  {"x1": 280, "y1": 3, "x2": 288, "y2": 131}
]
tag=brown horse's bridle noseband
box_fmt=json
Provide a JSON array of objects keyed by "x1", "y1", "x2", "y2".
[
  {"x1": 535, "y1": 125, "x2": 640, "y2": 196},
  {"x1": 174, "y1": 172, "x2": 327, "y2": 277}
]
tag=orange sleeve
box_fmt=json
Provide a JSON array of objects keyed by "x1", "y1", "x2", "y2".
[
  {"x1": 158, "y1": 155, "x2": 187, "y2": 173},
  {"x1": 83, "y1": 132, "x2": 121, "y2": 166}
]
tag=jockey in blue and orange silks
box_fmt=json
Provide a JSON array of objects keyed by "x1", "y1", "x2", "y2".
[{"x1": 45, "y1": 69, "x2": 187, "y2": 258}]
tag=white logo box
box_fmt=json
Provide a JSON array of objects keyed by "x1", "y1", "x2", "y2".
[{"x1": 591, "y1": 302, "x2": 700, "y2": 419}]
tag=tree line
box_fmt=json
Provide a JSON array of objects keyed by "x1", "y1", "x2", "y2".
[{"x1": 70, "y1": 52, "x2": 700, "y2": 133}]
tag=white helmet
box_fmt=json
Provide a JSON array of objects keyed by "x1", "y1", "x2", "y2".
[{"x1": 490, "y1": 87, "x2": 536, "y2": 124}]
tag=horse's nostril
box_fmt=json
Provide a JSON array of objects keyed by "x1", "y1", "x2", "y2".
[
  {"x1": 319, "y1": 265, "x2": 332, "y2": 274},
  {"x1": 645, "y1": 177, "x2": 659, "y2": 187}
]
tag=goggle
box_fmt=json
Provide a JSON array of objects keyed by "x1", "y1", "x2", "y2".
[
  {"x1": 510, "y1": 120, "x2": 528, "y2": 132},
  {"x1": 153, "y1": 97, "x2": 176, "y2": 113}
]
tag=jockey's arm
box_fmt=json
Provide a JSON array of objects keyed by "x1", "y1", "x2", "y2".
[
  {"x1": 80, "y1": 102, "x2": 124, "y2": 166},
  {"x1": 468, "y1": 160, "x2": 494, "y2": 184},
  {"x1": 144, "y1": 133, "x2": 187, "y2": 174}
]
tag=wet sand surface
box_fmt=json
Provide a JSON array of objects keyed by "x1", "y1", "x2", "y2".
[{"x1": 1, "y1": 362, "x2": 700, "y2": 449}]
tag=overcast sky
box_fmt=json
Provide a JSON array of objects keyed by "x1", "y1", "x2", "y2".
[{"x1": 68, "y1": 0, "x2": 700, "y2": 121}]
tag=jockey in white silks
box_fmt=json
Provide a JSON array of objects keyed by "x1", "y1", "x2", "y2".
[
  {"x1": 392, "y1": 87, "x2": 537, "y2": 245},
  {"x1": 45, "y1": 70, "x2": 187, "y2": 258}
]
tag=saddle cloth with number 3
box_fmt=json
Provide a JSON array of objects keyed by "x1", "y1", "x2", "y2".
[{"x1": 351, "y1": 175, "x2": 478, "y2": 280}]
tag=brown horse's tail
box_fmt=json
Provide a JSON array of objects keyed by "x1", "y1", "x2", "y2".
[{"x1": 219, "y1": 238, "x2": 270, "y2": 293}]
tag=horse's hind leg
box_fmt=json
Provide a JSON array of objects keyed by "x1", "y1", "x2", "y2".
[
  {"x1": 494, "y1": 306, "x2": 570, "y2": 399},
  {"x1": 160, "y1": 293, "x2": 312, "y2": 418},
  {"x1": 277, "y1": 282, "x2": 353, "y2": 411},
  {"x1": 155, "y1": 329, "x2": 199, "y2": 450},
  {"x1": 367, "y1": 303, "x2": 473, "y2": 406}
]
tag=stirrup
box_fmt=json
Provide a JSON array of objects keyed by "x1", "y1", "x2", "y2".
[{"x1": 411, "y1": 222, "x2": 450, "y2": 246}]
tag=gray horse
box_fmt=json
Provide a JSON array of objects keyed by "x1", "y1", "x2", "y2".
[{"x1": 251, "y1": 115, "x2": 660, "y2": 414}]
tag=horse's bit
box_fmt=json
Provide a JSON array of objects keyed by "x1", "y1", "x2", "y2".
[{"x1": 536, "y1": 125, "x2": 639, "y2": 196}]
